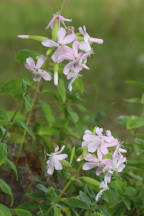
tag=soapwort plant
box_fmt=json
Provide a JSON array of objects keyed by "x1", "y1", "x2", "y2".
[{"x1": 0, "y1": 12, "x2": 129, "y2": 216}]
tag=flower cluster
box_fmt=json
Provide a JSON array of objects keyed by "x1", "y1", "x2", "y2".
[
  {"x1": 18, "y1": 12, "x2": 103, "y2": 91},
  {"x1": 81, "y1": 127, "x2": 127, "y2": 201}
]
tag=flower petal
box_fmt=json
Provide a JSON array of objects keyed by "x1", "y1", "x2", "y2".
[
  {"x1": 54, "y1": 159, "x2": 63, "y2": 170},
  {"x1": 47, "y1": 159, "x2": 54, "y2": 175},
  {"x1": 57, "y1": 27, "x2": 66, "y2": 44},
  {"x1": 36, "y1": 55, "x2": 46, "y2": 68},
  {"x1": 83, "y1": 162, "x2": 97, "y2": 170},
  {"x1": 54, "y1": 154, "x2": 68, "y2": 161},
  {"x1": 42, "y1": 39, "x2": 58, "y2": 47}
]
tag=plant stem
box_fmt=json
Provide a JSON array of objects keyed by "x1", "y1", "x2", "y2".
[
  {"x1": 46, "y1": 176, "x2": 74, "y2": 215},
  {"x1": 15, "y1": 81, "x2": 41, "y2": 166}
]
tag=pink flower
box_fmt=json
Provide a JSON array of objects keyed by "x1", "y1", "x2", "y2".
[
  {"x1": 82, "y1": 127, "x2": 109, "y2": 159},
  {"x1": 42, "y1": 27, "x2": 76, "y2": 63},
  {"x1": 82, "y1": 153, "x2": 104, "y2": 175},
  {"x1": 45, "y1": 12, "x2": 72, "y2": 30},
  {"x1": 47, "y1": 145, "x2": 68, "y2": 175},
  {"x1": 79, "y1": 26, "x2": 103, "y2": 53},
  {"x1": 63, "y1": 41, "x2": 89, "y2": 91},
  {"x1": 24, "y1": 55, "x2": 51, "y2": 82},
  {"x1": 81, "y1": 126, "x2": 127, "y2": 202}
]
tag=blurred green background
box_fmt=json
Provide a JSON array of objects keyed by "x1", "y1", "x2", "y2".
[{"x1": 1, "y1": 0, "x2": 144, "y2": 131}]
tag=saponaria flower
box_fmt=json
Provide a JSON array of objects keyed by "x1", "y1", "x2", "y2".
[
  {"x1": 45, "y1": 12, "x2": 72, "y2": 30},
  {"x1": 79, "y1": 26, "x2": 104, "y2": 54},
  {"x1": 24, "y1": 55, "x2": 51, "y2": 82},
  {"x1": 81, "y1": 127, "x2": 127, "y2": 201},
  {"x1": 42, "y1": 27, "x2": 76, "y2": 63},
  {"x1": 47, "y1": 145, "x2": 68, "y2": 175},
  {"x1": 63, "y1": 41, "x2": 89, "y2": 91}
]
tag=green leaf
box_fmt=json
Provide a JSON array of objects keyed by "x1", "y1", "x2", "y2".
[
  {"x1": 14, "y1": 120, "x2": 35, "y2": 139},
  {"x1": 124, "y1": 98, "x2": 141, "y2": 104},
  {"x1": 0, "y1": 79, "x2": 24, "y2": 97},
  {"x1": 62, "y1": 197, "x2": 90, "y2": 209},
  {"x1": 24, "y1": 96, "x2": 33, "y2": 112},
  {"x1": 57, "y1": 79, "x2": 66, "y2": 102},
  {"x1": 0, "y1": 204, "x2": 12, "y2": 216},
  {"x1": 126, "y1": 80, "x2": 144, "y2": 88},
  {"x1": 0, "y1": 179, "x2": 13, "y2": 206},
  {"x1": 36, "y1": 184, "x2": 48, "y2": 193},
  {"x1": 0, "y1": 109, "x2": 9, "y2": 124},
  {"x1": 117, "y1": 115, "x2": 129, "y2": 127},
  {"x1": 38, "y1": 126, "x2": 59, "y2": 136},
  {"x1": 80, "y1": 176, "x2": 100, "y2": 188},
  {"x1": 16, "y1": 49, "x2": 42, "y2": 63},
  {"x1": 76, "y1": 104, "x2": 88, "y2": 113},
  {"x1": 67, "y1": 107, "x2": 79, "y2": 123},
  {"x1": 79, "y1": 191, "x2": 91, "y2": 207},
  {"x1": 14, "y1": 208, "x2": 32, "y2": 216},
  {"x1": 53, "y1": 206, "x2": 61, "y2": 216},
  {"x1": 5, "y1": 159, "x2": 18, "y2": 179},
  {"x1": 42, "y1": 104, "x2": 55, "y2": 125},
  {"x1": 0, "y1": 142, "x2": 7, "y2": 166},
  {"x1": 126, "y1": 115, "x2": 144, "y2": 130},
  {"x1": 61, "y1": 160, "x2": 72, "y2": 168},
  {"x1": 18, "y1": 201, "x2": 39, "y2": 212}
]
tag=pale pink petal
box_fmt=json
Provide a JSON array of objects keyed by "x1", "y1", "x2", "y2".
[
  {"x1": 96, "y1": 166, "x2": 104, "y2": 175},
  {"x1": 97, "y1": 149, "x2": 103, "y2": 160},
  {"x1": 83, "y1": 162, "x2": 97, "y2": 170},
  {"x1": 40, "y1": 70, "x2": 51, "y2": 81},
  {"x1": 47, "y1": 159, "x2": 54, "y2": 175},
  {"x1": 36, "y1": 55, "x2": 46, "y2": 68},
  {"x1": 57, "y1": 27, "x2": 66, "y2": 44},
  {"x1": 42, "y1": 39, "x2": 58, "y2": 47},
  {"x1": 54, "y1": 159, "x2": 63, "y2": 170},
  {"x1": 26, "y1": 57, "x2": 35, "y2": 69},
  {"x1": 90, "y1": 37, "x2": 104, "y2": 44},
  {"x1": 63, "y1": 62, "x2": 74, "y2": 75},
  {"x1": 24, "y1": 63, "x2": 34, "y2": 73},
  {"x1": 17, "y1": 35, "x2": 29, "y2": 39},
  {"x1": 63, "y1": 34, "x2": 76, "y2": 45},
  {"x1": 54, "y1": 154, "x2": 68, "y2": 161},
  {"x1": 33, "y1": 73, "x2": 41, "y2": 82},
  {"x1": 52, "y1": 46, "x2": 73, "y2": 62},
  {"x1": 54, "y1": 71, "x2": 58, "y2": 86},
  {"x1": 84, "y1": 153, "x2": 98, "y2": 162}
]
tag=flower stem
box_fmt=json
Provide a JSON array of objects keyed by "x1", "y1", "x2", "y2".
[
  {"x1": 15, "y1": 81, "x2": 41, "y2": 166},
  {"x1": 46, "y1": 176, "x2": 74, "y2": 215}
]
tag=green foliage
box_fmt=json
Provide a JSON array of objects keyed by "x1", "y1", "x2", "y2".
[
  {"x1": 16, "y1": 49, "x2": 42, "y2": 63},
  {"x1": 0, "y1": 204, "x2": 12, "y2": 216},
  {"x1": 0, "y1": 142, "x2": 7, "y2": 166},
  {"x1": 14, "y1": 209, "x2": 32, "y2": 216},
  {"x1": 0, "y1": 179, "x2": 13, "y2": 206}
]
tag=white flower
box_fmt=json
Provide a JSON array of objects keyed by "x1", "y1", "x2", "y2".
[
  {"x1": 47, "y1": 145, "x2": 68, "y2": 175},
  {"x1": 79, "y1": 26, "x2": 103, "y2": 54}
]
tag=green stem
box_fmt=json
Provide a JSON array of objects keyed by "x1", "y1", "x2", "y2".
[
  {"x1": 15, "y1": 81, "x2": 41, "y2": 166},
  {"x1": 46, "y1": 176, "x2": 74, "y2": 215},
  {"x1": 46, "y1": 165, "x2": 82, "y2": 215}
]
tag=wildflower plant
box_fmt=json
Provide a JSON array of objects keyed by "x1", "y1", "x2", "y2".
[{"x1": 0, "y1": 11, "x2": 135, "y2": 216}]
